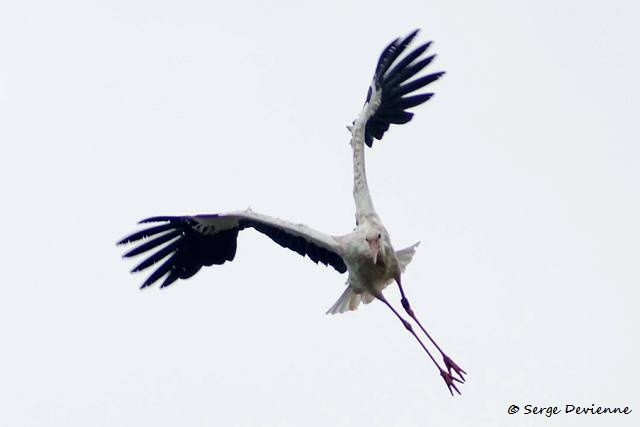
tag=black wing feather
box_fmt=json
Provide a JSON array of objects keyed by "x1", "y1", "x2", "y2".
[
  {"x1": 390, "y1": 93, "x2": 434, "y2": 110},
  {"x1": 118, "y1": 216, "x2": 239, "y2": 288},
  {"x1": 385, "y1": 56, "x2": 435, "y2": 89},
  {"x1": 160, "y1": 270, "x2": 179, "y2": 288},
  {"x1": 241, "y1": 219, "x2": 348, "y2": 274},
  {"x1": 116, "y1": 223, "x2": 175, "y2": 245},
  {"x1": 391, "y1": 72, "x2": 443, "y2": 98},
  {"x1": 374, "y1": 30, "x2": 419, "y2": 79},
  {"x1": 118, "y1": 215, "x2": 347, "y2": 289},
  {"x1": 364, "y1": 30, "x2": 444, "y2": 147},
  {"x1": 384, "y1": 42, "x2": 432, "y2": 82},
  {"x1": 374, "y1": 37, "x2": 400, "y2": 78},
  {"x1": 380, "y1": 111, "x2": 414, "y2": 124},
  {"x1": 122, "y1": 229, "x2": 181, "y2": 258},
  {"x1": 141, "y1": 254, "x2": 178, "y2": 288},
  {"x1": 131, "y1": 239, "x2": 181, "y2": 273}
]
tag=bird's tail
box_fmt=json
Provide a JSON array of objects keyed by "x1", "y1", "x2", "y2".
[
  {"x1": 326, "y1": 286, "x2": 360, "y2": 314},
  {"x1": 326, "y1": 286, "x2": 376, "y2": 314}
]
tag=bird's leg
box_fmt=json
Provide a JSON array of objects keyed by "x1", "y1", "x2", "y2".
[
  {"x1": 395, "y1": 277, "x2": 467, "y2": 383},
  {"x1": 375, "y1": 292, "x2": 462, "y2": 396}
]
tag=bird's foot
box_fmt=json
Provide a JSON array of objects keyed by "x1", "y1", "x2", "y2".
[
  {"x1": 443, "y1": 354, "x2": 466, "y2": 383},
  {"x1": 440, "y1": 369, "x2": 463, "y2": 396}
]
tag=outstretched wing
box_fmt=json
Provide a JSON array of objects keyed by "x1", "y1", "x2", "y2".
[
  {"x1": 117, "y1": 209, "x2": 347, "y2": 289},
  {"x1": 357, "y1": 29, "x2": 444, "y2": 147}
]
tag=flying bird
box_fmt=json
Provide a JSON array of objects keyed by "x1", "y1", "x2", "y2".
[{"x1": 118, "y1": 30, "x2": 466, "y2": 395}]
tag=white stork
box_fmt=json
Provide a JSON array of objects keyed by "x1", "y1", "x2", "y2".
[{"x1": 118, "y1": 30, "x2": 465, "y2": 395}]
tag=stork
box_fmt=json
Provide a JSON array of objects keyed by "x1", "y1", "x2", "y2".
[{"x1": 118, "y1": 30, "x2": 466, "y2": 395}]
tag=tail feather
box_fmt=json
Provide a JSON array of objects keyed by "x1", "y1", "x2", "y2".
[
  {"x1": 326, "y1": 287, "x2": 359, "y2": 314},
  {"x1": 326, "y1": 286, "x2": 375, "y2": 314}
]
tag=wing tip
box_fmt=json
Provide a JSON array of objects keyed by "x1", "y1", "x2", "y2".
[
  {"x1": 116, "y1": 237, "x2": 129, "y2": 246},
  {"x1": 139, "y1": 216, "x2": 180, "y2": 224},
  {"x1": 405, "y1": 28, "x2": 421, "y2": 41},
  {"x1": 363, "y1": 30, "x2": 445, "y2": 146}
]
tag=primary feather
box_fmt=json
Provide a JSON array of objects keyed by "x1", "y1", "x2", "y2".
[
  {"x1": 363, "y1": 29, "x2": 444, "y2": 147},
  {"x1": 118, "y1": 210, "x2": 347, "y2": 289}
]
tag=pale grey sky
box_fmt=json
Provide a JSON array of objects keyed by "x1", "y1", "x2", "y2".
[{"x1": 1, "y1": 1, "x2": 638, "y2": 426}]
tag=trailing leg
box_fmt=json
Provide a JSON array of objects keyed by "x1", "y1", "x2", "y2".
[
  {"x1": 395, "y1": 277, "x2": 467, "y2": 383},
  {"x1": 375, "y1": 292, "x2": 462, "y2": 396}
]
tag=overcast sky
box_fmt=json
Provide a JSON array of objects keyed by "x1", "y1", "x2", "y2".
[{"x1": 1, "y1": 1, "x2": 638, "y2": 426}]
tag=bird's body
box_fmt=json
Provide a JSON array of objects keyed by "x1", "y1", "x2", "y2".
[
  {"x1": 332, "y1": 219, "x2": 401, "y2": 313},
  {"x1": 118, "y1": 30, "x2": 466, "y2": 395}
]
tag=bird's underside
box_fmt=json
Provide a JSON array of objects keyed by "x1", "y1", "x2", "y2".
[{"x1": 118, "y1": 29, "x2": 466, "y2": 395}]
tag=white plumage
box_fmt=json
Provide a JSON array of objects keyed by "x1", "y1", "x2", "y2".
[{"x1": 118, "y1": 30, "x2": 465, "y2": 395}]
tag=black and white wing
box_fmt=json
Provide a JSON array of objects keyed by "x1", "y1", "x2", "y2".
[
  {"x1": 356, "y1": 29, "x2": 445, "y2": 147},
  {"x1": 117, "y1": 209, "x2": 347, "y2": 289}
]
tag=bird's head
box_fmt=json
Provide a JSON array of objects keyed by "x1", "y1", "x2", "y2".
[{"x1": 365, "y1": 230, "x2": 382, "y2": 265}]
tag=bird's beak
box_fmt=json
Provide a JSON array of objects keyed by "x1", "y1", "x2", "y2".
[{"x1": 368, "y1": 239, "x2": 380, "y2": 264}]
